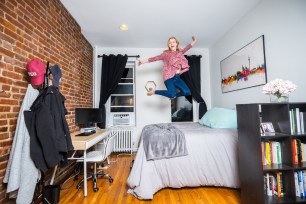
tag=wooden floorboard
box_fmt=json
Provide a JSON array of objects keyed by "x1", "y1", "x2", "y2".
[{"x1": 59, "y1": 154, "x2": 241, "y2": 204}]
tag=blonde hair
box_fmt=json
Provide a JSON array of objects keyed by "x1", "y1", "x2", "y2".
[{"x1": 167, "y1": 36, "x2": 181, "y2": 51}]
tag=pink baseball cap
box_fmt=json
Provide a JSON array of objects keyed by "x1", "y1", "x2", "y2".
[{"x1": 26, "y1": 59, "x2": 46, "y2": 86}]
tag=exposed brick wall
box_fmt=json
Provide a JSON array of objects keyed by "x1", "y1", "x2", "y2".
[{"x1": 0, "y1": 0, "x2": 93, "y2": 202}]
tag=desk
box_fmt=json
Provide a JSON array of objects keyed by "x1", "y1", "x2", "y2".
[{"x1": 70, "y1": 129, "x2": 110, "y2": 196}]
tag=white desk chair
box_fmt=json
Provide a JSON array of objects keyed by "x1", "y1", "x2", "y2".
[{"x1": 76, "y1": 132, "x2": 116, "y2": 192}]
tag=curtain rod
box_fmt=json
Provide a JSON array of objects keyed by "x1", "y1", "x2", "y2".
[
  {"x1": 97, "y1": 55, "x2": 140, "y2": 58},
  {"x1": 97, "y1": 54, "x2": 200, "y2": 58},
  {"x1": 186, "y1": 55, "x2": 202, "y2": 58}
]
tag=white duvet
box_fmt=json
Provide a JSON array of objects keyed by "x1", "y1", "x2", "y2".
[{"x1": 127, "y1": 122, "x2": 240, "y2": 200}]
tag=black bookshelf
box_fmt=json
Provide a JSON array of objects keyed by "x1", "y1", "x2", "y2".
[{"x1": 237, "y1": 103, "x2": 306, "y2": 204}]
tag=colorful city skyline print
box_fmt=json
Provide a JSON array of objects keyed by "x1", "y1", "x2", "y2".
[{"x1": 221, "y1": 35, "x2": 267, "y2": 93}]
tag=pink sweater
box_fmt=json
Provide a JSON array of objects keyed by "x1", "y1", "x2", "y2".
[{"x1": 148, "y1": 44, "x2": 192, "y2": 81}]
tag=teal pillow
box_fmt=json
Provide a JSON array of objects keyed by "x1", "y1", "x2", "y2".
[{"x1": 199, "y1": 107, "x2": 237, "y2": 128}]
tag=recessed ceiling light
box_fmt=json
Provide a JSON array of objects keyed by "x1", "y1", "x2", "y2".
[{"x1": 119, "y1": 24, "x2": 128, "y2": 31}]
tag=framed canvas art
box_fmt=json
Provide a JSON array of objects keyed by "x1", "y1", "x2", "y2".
[{"x1": 220, "y1": 35, "x2": 267, "y2": 93}]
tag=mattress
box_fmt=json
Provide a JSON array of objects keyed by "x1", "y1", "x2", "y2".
[{"x1": 127, "y1": 122, "x2": 240, "y2": 199}]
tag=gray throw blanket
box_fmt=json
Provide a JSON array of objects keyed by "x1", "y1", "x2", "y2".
[{"x1": 142, "y1": 123, "x2": 188, "y2": 161}]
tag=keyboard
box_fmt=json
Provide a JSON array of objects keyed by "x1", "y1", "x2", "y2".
[{"x1": 76, "y1": 130, "x2": 96, "y2": 136}]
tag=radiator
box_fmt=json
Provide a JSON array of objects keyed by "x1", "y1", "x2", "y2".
[{"x1": 110, "y1": 127, "x2": 133, "y2": 154}]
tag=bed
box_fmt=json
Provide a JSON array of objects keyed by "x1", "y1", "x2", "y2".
[{"x1": 127, "y1": 122, "x2": 239, "y2": 200}]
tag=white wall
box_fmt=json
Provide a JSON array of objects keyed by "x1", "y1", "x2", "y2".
[
  {"x1": 209, "y1": 0, "x2": 306, "y2": 109},
  {"x1": 94, "y1": 47, "x2": 209, "y2": 148},
  {"x1": 93, "y1": 0, "x2": 306, "y2": 149}
]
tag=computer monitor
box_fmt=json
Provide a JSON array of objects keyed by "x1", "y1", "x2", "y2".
[{"x1": 75, "y1": 108, "x2": 103, "y2": 127}]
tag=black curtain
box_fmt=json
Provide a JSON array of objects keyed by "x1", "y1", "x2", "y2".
[
  {"x1": 181, "y1": 55, "x2": 207, "y2": 119},
  {"x1": 98, "y1": 54, "x2": 128, "y2": 128}
]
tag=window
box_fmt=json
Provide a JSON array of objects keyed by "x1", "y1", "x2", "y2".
[
  {"x1": 171, "y1": 97, "x2": 193, "y2": 122},
  {"x1": 107, "y1": 61, "x2": 136, "y2": 126}
]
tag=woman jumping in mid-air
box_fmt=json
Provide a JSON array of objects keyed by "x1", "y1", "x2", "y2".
[{"x1": 138, "y1": 36, "x2": 196, "y2": 99}]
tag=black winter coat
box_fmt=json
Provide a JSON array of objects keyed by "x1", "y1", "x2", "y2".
[{"x1": 25, "y1": 86, "x2": 73, "y2": 172}]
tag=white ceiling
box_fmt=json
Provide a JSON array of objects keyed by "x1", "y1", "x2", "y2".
[{"x1": 60, "y1": 0, "x2": 263, "y2": 48}]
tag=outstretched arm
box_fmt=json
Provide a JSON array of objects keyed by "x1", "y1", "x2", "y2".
[
  {"x1": 138, "y1": 52, "x2": 165, "y2": 66},
  {"x1": 138, "y1": 59, "x2": 149, "y2": 66},
  {"x1": 181, "y1": 36, "x2": 197, "y2": 54},
  {"x1": 190, "y1": 36, "x2": 197, "y2": 46}
]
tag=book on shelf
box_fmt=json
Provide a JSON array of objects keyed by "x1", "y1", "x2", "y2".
[
  {"x1": 289, "y1": 110, "x2": 293, "y2": 134},
  {"x1": 302, "y1": 143, "x2": 305, "y2": 162},
  {"x1": 301, "y1": 112, "x2": 305, "y2": 134},
  {"x1": 272, "y1": 175, "x2": 277, "y2": 196},
  {"x1": 275, "y1": 142, "x2": 282, "y2": 164},
  {"x1": 279, "y1": 172, "x2": 284, "y2": 197},
  {"x1": 295, "y1": 171, "x2": 300, "y2": 197},
  {"x1": 276, "y1": 172, "x2": 281, "y2": 197},
  {"x1": 292, "y1": 139, "x2": 298, "y2": 165},
  {"x1": 301, "y1": 112, "x2": 306, "y2": 134},
  {"x1": 291, "y1": 110, "x2": 296, "y2": 134},
  {"x1": 261, "y1": 142, "x2": 266, "y2": 165},
  {"x1": 265, "y1": 142, "x2": 271, "y2": 165},
  {"x1": 271, "y1": 142, "x2": 282, "y2": 164},
  {"x1": 264, "y1": 172, "x2": 284, "y2": 197},
  {"x1": 271, "y1": 142, "x2": 277, "y2": 164},
  {"x1": 294, "y1": 170, "x2": 306, "y2": 197},
  {"x1": 289, "y1": 109, "x2": 306, "y2": 134},
  {"x1": 261, "y1": 141, "x2": 282, "y2": 165},
  {"x1": 303, "y1": 144, "x2": 306, "y2": 162},
  {"x1": 296, "y1": 108, "x2": 301, "y2": 133},
  {"x1": 265, "y1": 173, "x2": 273, "y2": 196},
  {"x1": 298, "y1": 171, "x2": 305, "y2": 197},
  {"x1": 302, "y1": 170, "x2": 306, "y2": 196},
  {"x1": 297, "y1": 139, "x2": 303, "y2": 164},
  {"x1": 291, "y1": 139, "x2": 306, "y2": 164}
]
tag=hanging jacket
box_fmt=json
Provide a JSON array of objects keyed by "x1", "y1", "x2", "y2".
[
  {"x1": 3, "y1": 84, "x2": 41, "y2": 204},
  {"x1": 27, "y1": 85, "x2": 74, "y2": 172}
]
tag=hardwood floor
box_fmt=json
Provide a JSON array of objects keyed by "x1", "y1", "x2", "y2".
[{"x1": 59, "y1": 154, "x2": 240, "y2": 204}]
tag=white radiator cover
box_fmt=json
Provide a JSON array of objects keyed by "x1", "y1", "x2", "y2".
[{"x1": 110, "y1": 126, "x2": 134, "y2": 153}]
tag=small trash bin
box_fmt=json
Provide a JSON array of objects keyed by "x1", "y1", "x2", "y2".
[{"x1": 43, "y1": 185, "x2": 61, "y2": 204}]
